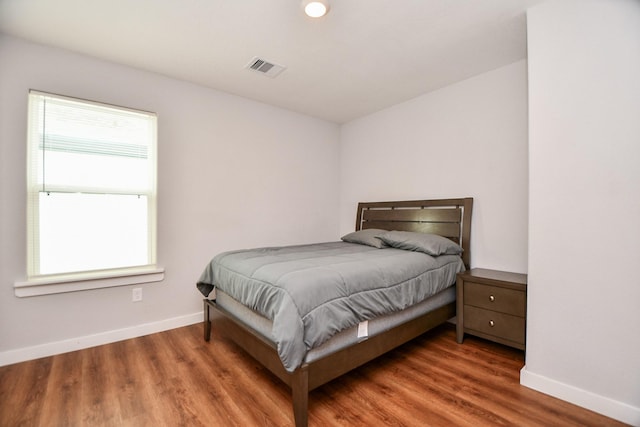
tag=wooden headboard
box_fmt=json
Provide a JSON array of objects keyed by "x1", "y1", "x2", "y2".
[{"x1": 355, "y1": 197, "x2": 473, "y2": 269}]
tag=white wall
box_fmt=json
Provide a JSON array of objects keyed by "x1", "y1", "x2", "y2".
[
  {"x1": 524, "y1": 1, "x2": 640, "y2": 424},
  {"x1": 0, "y1": 35, "x2": 340, "y2": 364},
  {"x1": 340, "y1": 60, "x2": 529, "y2": 273}
]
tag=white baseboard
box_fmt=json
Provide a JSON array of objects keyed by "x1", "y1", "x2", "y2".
[
  {"x1": 520, "y1": 365, "x2": 640, "y2": 426},
  {"x1": 0, "y1": 311, "x2": 203, "y2": 367}
]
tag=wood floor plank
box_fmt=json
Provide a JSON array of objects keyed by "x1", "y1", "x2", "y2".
[
  {"x1": 0, "y1": 323, "x2": 628, "y2": 427},
  {"x1": 175, "y1": 332, "x2": 264, "y2": 426},
  {"x1": 38, "y1": 348, "x2": 84, "y2": 426},
  {"x1": 198, "y1": 327, "x2": 293, "y2": 426},
  {"x1": 0, "y1": 357, "x2": 51, "y2": 426},
  {"x1": 410, "y1": 342, "x2": 525, "y2": 424},
  {"x1": 79, "y1": 345, "x2": 121, "y2": 426}
]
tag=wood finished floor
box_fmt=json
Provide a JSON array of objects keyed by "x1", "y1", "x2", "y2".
[{"x1": 0, "y1": 323, "x2": 626, "y2": 427}]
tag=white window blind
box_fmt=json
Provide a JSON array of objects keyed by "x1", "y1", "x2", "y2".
[{"x1": 26, "y1": 91, "x2": 158, "y2": 278}]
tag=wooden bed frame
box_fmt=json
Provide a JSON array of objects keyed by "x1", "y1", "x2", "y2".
[{"x1": 203, "y1": 197, "x2": 473, "y2": 426}]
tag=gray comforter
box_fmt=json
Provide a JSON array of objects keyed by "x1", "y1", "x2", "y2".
[{"x1": 197, "y1": 241, "x2": 464, "y2": 372}]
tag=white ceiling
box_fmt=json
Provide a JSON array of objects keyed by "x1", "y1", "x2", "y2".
[{"x1": 0, "y1": 0, "x2": 544, "y2": 123}]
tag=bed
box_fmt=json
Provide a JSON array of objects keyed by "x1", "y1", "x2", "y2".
[{"x1": 197, "y1": 197, "x2": 473, "y2": 426}]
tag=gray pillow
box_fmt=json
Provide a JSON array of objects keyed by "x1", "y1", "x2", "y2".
[
  {"x1": 379, "y1": 230, "x2": 462, "y2": 256},
  {"x1": 341, "y1": 229, "x2": 389, "y2": 249}
]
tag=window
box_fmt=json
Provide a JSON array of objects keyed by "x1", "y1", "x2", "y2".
[{"x1": 25, "y1": 91, "x2": 158, "y2": 284}]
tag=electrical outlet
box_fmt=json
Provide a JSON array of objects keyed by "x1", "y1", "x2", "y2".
[{"x1": 132, "y1": 287, "x2": 142, "y2": 302}]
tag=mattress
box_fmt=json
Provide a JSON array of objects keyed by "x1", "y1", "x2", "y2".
[
  {"x1": 197, "y1": 241, "x2": 464, "y2": 372},
  {"x1": 214, "y1": 286, "x2": 456, "y2": 364}
]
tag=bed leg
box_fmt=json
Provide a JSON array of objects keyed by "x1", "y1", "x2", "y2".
[
  {"x1": 291, "y1": 365, "x2": 309, "y2": 427},
  {"x1": 203, "y1": 299, "x2": 212, "y2": 342}
]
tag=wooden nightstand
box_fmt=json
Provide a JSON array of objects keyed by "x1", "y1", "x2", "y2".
[{"x1": 456, "y1": 268, "x2": 527, "y2": 350}]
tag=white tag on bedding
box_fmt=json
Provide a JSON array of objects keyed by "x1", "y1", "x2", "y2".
[{"x1": 357, "y1": 321, "x2": 369, "y2": 339}]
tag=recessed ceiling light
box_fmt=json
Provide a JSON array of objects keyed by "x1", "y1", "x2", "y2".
[{"x1": 302, "y1": 0, "x2": 329, "y2": 18}]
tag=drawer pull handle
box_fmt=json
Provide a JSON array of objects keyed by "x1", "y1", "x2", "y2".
[
  {"x1": 489, "y1": 320, "x2": 495, "y2": 327},
  {"x1": 489, "y1": 295, "x2": 495, "y2": 302}
]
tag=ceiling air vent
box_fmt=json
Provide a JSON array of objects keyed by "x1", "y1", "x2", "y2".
[{"x1": 245, "y1": 57, "x2": 286, "y2": 78}]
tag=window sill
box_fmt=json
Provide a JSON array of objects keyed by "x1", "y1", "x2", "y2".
[{"x1": 14, "y1": 267, "x2": 165, "y2": 297}]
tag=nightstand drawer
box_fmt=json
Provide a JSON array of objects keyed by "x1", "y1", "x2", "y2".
[
  {"x1": 464, "y1": 282, "x2": 525, "y2": 317},
  {"x1": 463, "y1": 305, "x2": 525, "y2": 344}
]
